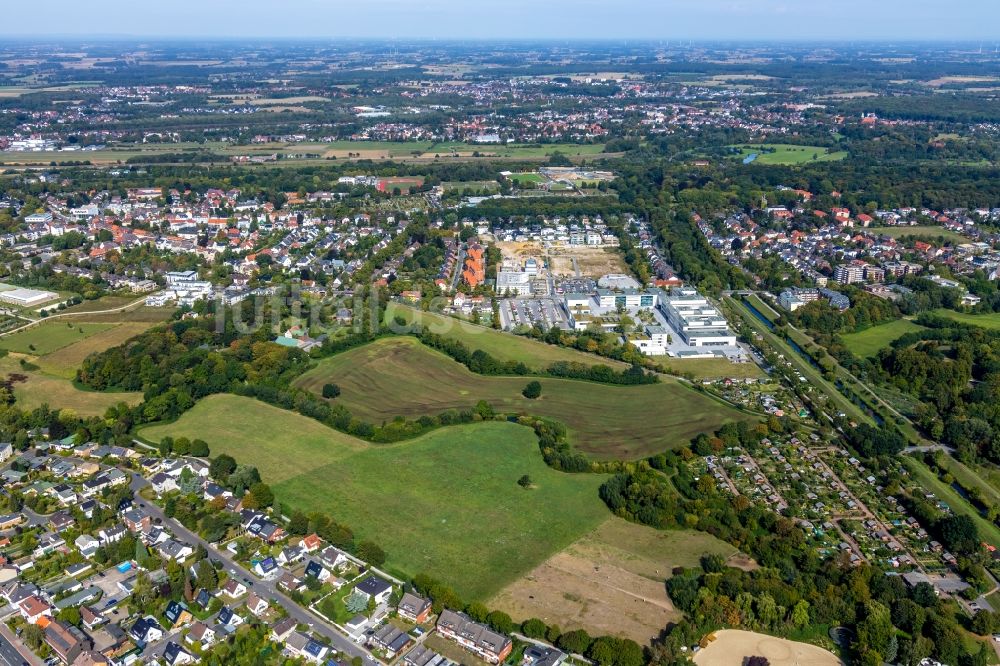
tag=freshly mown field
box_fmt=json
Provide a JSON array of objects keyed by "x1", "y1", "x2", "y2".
[
  {"x1": 490, "y1": 517, "x2": 740, "y2": 643},
  {"x1": 293, "y1": 337, "x2": 751, "y2": 459},
  {"x1": 662, "y1": 357, "x2": 765, "y2": 380},
  {"x1": 730, "y1": 143, "x2": 847, "y2": 165},
  {"x1": 931, "y1": 309, "x2": 1000, "y2": 330},
  {"x1": 386, "y1": 303, "x2": 627, "y2": 371},
  {"x1": 867, "y1": 226, "x2": 968, "y2": 244},
  {"x1": 141, "y1": 395, "x2": 610, "y2": 600},
  {"x1": 0, "y1": 321, "x2": 115, "y2": 355},
  {"x1": 840, "y1": 319, "x2": 927, "y2": 358}
]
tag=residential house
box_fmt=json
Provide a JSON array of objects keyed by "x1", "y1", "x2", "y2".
[
  {"x1": 217, "y1": 606, "x2": 244, "y2": 628},
  {"x1": 245, "y1": 592, "x2": 269, "y2": 617},
  {"x1": 44, "y1": 620, "x2": 91, "y2": 664},
  {"x1": 18, "y1": 595, "x2": 53, "y2": 625},
  {"x1": 98, "y1": 524, "x2": 126, "y2": 545},
  {"x1": 157, "y1": 540, "x2": 194, "y2": 562},
  {"x1": 369, "y1": 624, "x2": 412, "y2": 658},
  {"x1": 304, "y1": 560, "x2": 331, "y2": 583},
  {"x1": 284, "y1": 632, "x2": 329, "y2": 664},
  {"x1": 253, "y1": 557, "x2": 278, "y2": 578},
  {"x1": 402, "y1": 644, "x2": 455, "y2": 666},
  {"x1": 185, "y1": 621, "x2": 216, "y2": 650},
  {"x1": 270, "y1": 617, "x2": 297, "y2": 643},
  {"x1": 122, "y1": 509, "x2": 150, "y2": 534},
  {"x1": 163, "y1": 641, "x2": 195, "y2": 666},
  {"x1": 129, "y1": 616, "x2": 164, "y2": 645},
  {"x1": 354, "y1": 576, "x2": 393, "y2": 605},
  {"x1": 397, "y1": 592, "x2": 432, "y2": 624},
  {"x1": 164, "y1": 600, "x2": 193, "y2": 629},
  {"x1": 75, "y1": 534, "x2": 100, "y2": 559},
  {"x1": 437, "y1": 609, "x2": 513, "y2": 664},
  {"x1": 522, "y1": 646, "x2": 566, "y2": 666},
  {"x1": 299, "y1": 533, "x2": 322, "y2": 553},
  {"x1": 221, "y1": 579, "x2": 247, "y2": 599}
]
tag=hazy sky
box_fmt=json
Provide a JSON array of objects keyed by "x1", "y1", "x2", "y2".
[{"x1": 2, "y1": 0, "x2": 998, "y2": 41}]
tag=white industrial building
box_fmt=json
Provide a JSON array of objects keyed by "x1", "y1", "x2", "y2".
[
  {"x1": 0, "y1": 287, "x2": 57, "y2": 307},
  {"x1": 496, "y1": 271, "x2": 531, "y2": 296},
  {"x1": 657, "y1": 288, "x2": 737, "y2": 347}
]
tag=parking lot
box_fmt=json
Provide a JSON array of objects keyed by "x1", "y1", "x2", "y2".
[{"x1": 499, "y1": 297, "x2": 571, "y2": 331}]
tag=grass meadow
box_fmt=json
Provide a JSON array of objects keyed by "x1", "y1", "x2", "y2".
[
  {"x1": 293, "y1": 337, "x2": 752, "y2": 459},
  {"x1": 840, "y1": 319, "x2": 927, "y2": 358},
  {"x1": 141, "y1": 396, "x2": 610, "y2": 600}
]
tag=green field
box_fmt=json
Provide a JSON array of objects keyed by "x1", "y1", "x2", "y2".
[
  {"x1": 0, "y1": 354, "x2": 141, "y2": 416},
  {"x1": 867, "y1": 226, "x2": 968, "y2": 244},
  {"x1": 731, "y1": 144, "x2": 848, "y2": 165},
  {"x1": 507, "y1": 173, "x2": 546, "y2": 184},
  {"x1": 931, "y1": 309, "x2": 1000, "y2": 330},
  {"x1": 902, "y1": 456, "x2": 1000, "y2": 549},
  {"x1": 141, "y1": 395, "x2": 610, "y2": 600},
  {"x1": 934, "y1": 455, "x2": 1000, "y2": 508},
  {"x1": 0, "y1": 321, "x2": 114, "y2": 355},
  {"x1": 35, "y1": 322, "x2": 158, "y2": 379},
  {"x1": 840, "y1": 319, "x2": 927, "y2": 358},
  {"x1": 293, "y1": 337, "x2": 751, "y2": 459},
  {"x1": 662, "y1": 357, "x2": 765, "y2": 380},
  {"x1": 387, "y1": 303, "x2": 627, "y2": 371}
]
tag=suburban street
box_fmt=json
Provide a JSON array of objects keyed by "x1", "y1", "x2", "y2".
[
  {"x1": 0, "y1": 623, "x2": 40, "y2": 666},
  {"x1": 128, "y1": 473, "x2": 383, "y2": 666}
]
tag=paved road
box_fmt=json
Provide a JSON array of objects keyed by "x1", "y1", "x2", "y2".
[
  {"x1": 0, "y1": 623, "x2": 41, "y2": 666},
  {"x1": 128, "y1": 474, "x2": 381, "y2": 666}
]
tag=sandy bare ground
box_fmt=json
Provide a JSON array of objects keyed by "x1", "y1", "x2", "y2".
[
  {"x1": 693, "y1": 630, "x2": 842, "y2": 666},
  {"x1": 490, "y1": 519, "x2": 744, "y2": 644},
  {"x1": 490, "y1": 544, "x2": 679, "y2": 644},
  {"x1": 548, "y1": 246, "x2": 629, "y2": 278}
]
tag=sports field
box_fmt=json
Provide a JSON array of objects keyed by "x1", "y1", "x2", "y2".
[
  {"x1": 387, "y1": 303, "x2": 628, "y2": 370},
  {"x1": 840, "y1": 319, "x2": 926, "y2": 358},
  {"x1": 867, "y1": 226, "x2": 968, "y2": 244},
  {"x1": 141, "y1": 395, "x2": 610, "y2": 600},
  {"x1": 731, "y1": 144, "x2": 847, "y2": 165},
  {"x1": 293, "y1": 338, "x2": 751, "y2": 459}
]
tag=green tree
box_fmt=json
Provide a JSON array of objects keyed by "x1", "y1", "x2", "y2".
[
  {"x1": 356, "y1": 541, "x2": 386, "y2": 567},
  {"x1": 522, "y1": 381, "x2": 542, "y2": 399},
  {"x1": 522, "y1": 618, "x2": 547, "y2": 639},
  {"x1": 322, "y1": 383, "x2": 341, "y2": 399},
  {"x1": 209, "y1": 454, "x2": 237, "y2": 481},
  {"x1": 558, "y1": 629, "x2": 592, "y2": 655},
  {"x1": 855, "y1": 600, "x2": 894, "y2": 661}
]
